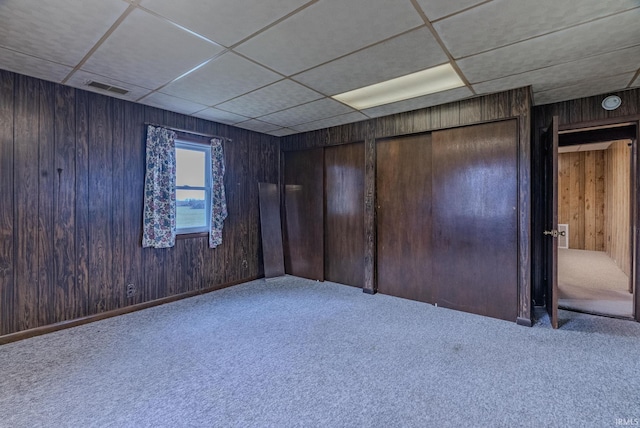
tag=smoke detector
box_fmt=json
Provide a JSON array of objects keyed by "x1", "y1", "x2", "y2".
[{"x1": 601, "y1": 95, "x2": 621, "y2": 111}]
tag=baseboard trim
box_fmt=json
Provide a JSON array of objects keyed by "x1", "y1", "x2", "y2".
[
  {"x1": 0, "y1": 276, "x2": 260, "y2": 346},
  {"x1": 362, "y1": 288, "x2": 377, "y2": 295},
  {"x1": 516, "y1": 316, "x2": 533, "y2": 327}
]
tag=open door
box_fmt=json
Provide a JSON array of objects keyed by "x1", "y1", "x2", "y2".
[{"x1": 544, "y1": 117, "x2": 559, "y2": 328}]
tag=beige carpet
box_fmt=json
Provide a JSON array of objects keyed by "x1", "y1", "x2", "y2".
[{"x1": 558, "y1": 248, "x2": 633, "y2": 318}]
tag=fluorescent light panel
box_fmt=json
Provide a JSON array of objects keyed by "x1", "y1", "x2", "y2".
[{"x1": 332, "y1": 63, "x2": 465, "y2": 110}]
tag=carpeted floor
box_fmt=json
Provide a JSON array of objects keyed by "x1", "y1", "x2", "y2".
[
  {"x1": 2, "y1": 276, "x2": 640, "y2": 428},
  {"x1": 558, "y1": 249, "x2": 633, "y2": 318}
]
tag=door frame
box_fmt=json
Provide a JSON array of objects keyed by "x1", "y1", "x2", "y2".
[{"x1": 545, "y1": 115, "x2": 640, "y2": 323}]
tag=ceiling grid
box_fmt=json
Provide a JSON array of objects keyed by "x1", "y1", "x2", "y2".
[{"x1": 0, "y1": 0, "x2": 637, "y2": 136}]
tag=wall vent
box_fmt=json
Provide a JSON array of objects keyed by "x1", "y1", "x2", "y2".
[
  {"x1": 558, "y1": 224, "x2": 569, "y2": 249},
  {"x1": 86, "y1": 80, "x2": 129, "y2": 95}
]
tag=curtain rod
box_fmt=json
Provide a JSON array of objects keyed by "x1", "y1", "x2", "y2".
[{"x1": 144, "y1": 122, "x2": 232, "y2": 142}]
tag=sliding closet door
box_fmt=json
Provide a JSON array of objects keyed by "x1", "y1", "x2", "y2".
[
  {"x1": 283, "y1": 149, "x2": 324, "y2": 280},
  {"x1": 431, "y1": 120, "x2": 518, "y2": 321},
  {"x1": 325, "y1": 142, "x2": 365, "y2": 287},
  {"x1": 376, "y1": 134, "x2": 433, "y2": 303}
]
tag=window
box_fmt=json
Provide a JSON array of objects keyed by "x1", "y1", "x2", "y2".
[{"x1": 175, "y1": 140, "x2": 211, "y2": 234}]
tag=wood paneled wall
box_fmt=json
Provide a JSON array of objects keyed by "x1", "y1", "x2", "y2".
[
  {"x1": 533, "y1": 88, "x2": 639, "y2": 307},
  {"x1": 558, "y1": 151, "x2": 605, "y2": 250},
  {"x1": 605, "y1": 140, "x2": 632, "y2": 277},
  {"x1": 0, "y1": 70, "x2": 279, "y2": 336},
  {"x1": 282, "y1": 87, "x2": 532, "y2": 324}
]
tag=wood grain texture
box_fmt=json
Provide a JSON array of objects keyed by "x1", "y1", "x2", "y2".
[
  {"x1": 557, "y1": 151, "x2": 605, "y2": 251},
  {"x1": 432, "y1": 120, "x2": 519, "y2": 322},
  {"x1": 88, "y1": 93, "x2": 114, "y2": 314},
  {"x1": 0, "y1": 70, "x2": 15, "y2": 335},
  {"x1": 324, "y1": 142, "x2": 365, "y2": 287},
  {"x1": 376, "y1": 134, "x2": 433, "y2": 303},
  {"x1": 111, "y1": 99, "x2": 126, "y2": 309},
  {"x1": 545, "y1": 118, "x2": 559, "y2": 329},
  {"x1": 14, "y1": 74, "x2": 40, "y2": 331},
  {"x1": 605, "y1": 140, "x2": 632, "y2": 277},
  {"x1": 123, "y1": 101, "x2": 145, "y2": 307},
  {"x1": 0, "y1": 69, "x2": 279, "y2": 337},
  {"x1": 75, "y1": 88, "x2": 90, "y2": 320},
  {"x1": 37, "y1": 80, "x2": 56, "y2": 326},
  {"x1": 54, "y1": 85, "x2": 78, "y2": 321},
  {"x1": 363, "y1": 122, "x2": 376, "y2": 293},
  {"x1": 283, "y1": 149, "x2": 324, "y2": 281},
  {"x1": 258, "y1": 182, "x2": 285, "y2": 278}
]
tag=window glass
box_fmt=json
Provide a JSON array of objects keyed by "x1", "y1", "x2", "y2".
[
  {"x1": 175, "y1": 140, "x2": 211, "y2": 234},
  {"x1": 176, "y1": 148, "x2": 205, "y2": 187},
  {"x1": 176, "y1": 189, "x2": 207, "y2": 229}
]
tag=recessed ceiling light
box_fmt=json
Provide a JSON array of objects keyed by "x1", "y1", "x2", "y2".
[
  {"x1": 332, "y1": 63, "x2": 465, "y2": 110},
  {"x1": 601, "y1": 95, "x2": 621, "y2": 111}
]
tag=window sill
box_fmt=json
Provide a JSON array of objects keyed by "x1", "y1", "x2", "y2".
[{"x1": 176, "y1": 232, "x2": 208, "y2": 240}]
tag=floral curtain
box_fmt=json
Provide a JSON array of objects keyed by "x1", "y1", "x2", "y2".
[
  {"x1": 142, "y1": 125, "x2": 177, "y2": 248},
  {"x1": 209, "y1": 137, "x2": 228, "y2": 248}
]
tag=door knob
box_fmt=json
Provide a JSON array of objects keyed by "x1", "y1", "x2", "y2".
[{"x1": 543, "y1": 229, "x2": 565, "y2": 238}]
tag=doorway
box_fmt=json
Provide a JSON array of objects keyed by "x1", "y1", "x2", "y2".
[
  {"x1": 544, "y1": 118, "x2": 639, "y2": 326},
  {"x1": 556, "y1": 139, "x2": 633, "y2": 318}
]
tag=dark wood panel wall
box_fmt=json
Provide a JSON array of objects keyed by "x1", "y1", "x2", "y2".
[
  {"x1": 533, "y1": 88, "x2": 639, "y2": 307},
  {"x1": 0, "y1": 70, "x2": 279, "y2": 336},
  {"x1": 282, "y1": 87, "x2": 532, "y2": 324},
  {"x1": 324, "y1": 142, "x2": 365, "y2": 287}
]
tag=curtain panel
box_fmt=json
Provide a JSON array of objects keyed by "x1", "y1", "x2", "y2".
[
  {"x1": 142, "y1": 125, "x2": 177, "y2": 248},
  {"x1": 209, "y1": 137, "x2": 228, "y2": 248}
]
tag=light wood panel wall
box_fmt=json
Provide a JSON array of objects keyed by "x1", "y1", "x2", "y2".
[
  {"x1": 605, "y1": 140, "x2": 631, "y2": 277},
  {"x1": 557, "y1": 150, "x2": 605, "y2": 250},
  {"x1": 0, "y1": 69, "x2": 280, "y2": 337}
]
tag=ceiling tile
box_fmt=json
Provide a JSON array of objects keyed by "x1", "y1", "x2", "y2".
[
  {"x1": 362, "y1": 86, "x2": 473, "y2": 118},
  {"x1": 160, "y1": 52, "x2": 281, "y2": 106},
  {"x1": 234, "y1": 119, "x2": 282, "y2": 133},
  {"x1": 235, "y1": 0, "x2": 424, "y2": 76},
  {"x1": 65, "y1": 70, "x2": 153, "y2": 101},
  {"x1": 215, "y1": 80, "x2": 322, "y2": 117},
  {"x1": 268, "y1": 128, "x2": 298, "y2": 137},
  {"x1": 457, "y1": 10, "x2": 640, "y2": 83},
  {"x1": 0, "y1": 0, "x2": 128, "y2": 66},
  {"x1": 139, "y1": 92, "x2": 208, "y2": 115},
  {"x1": 632, "y1": 74, "x2": 640, "y2": 87},
  {"x1": 415, "y1": 0, "x2": 487, "y2": 21},
  {"x1": 291, "y1": 112, "x2": 368, "y2": 132},
  {"x1": 472, "y1": 45, "x2": 640, "y2": 95},
  {"x1": 435, "y1": 0, "x2": 638, "y2": 59},
  {"x1": 82, "y1": 8, "x2": 223, "y2": 90},
  {"x1": 193, "y1": 108, "x2": 250, "y2": 125},
  {"x1": 0, "y1": 47, "x2": 73, "y2": 83},
  {"x1": 259, "y1": 98, "x2": 355, "y2": 127},
  {"x1": 292, "y1": 27, "x2": 448, "y2": 96},
  {"x1": 534, "y1": 73, "x2": 635, "y2": 105},
  {"x1": 139, "y1": 0, "x2": 311, "y2": 47}
]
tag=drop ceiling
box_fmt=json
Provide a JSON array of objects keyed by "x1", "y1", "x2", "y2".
[{"x1": 1, "y1": 0, "x2": 638, "y2": 137}]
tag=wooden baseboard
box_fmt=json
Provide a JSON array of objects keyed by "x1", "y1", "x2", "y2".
[
  {"x1": 516, "y1": 316, "x2": 533, "y2": 327},
  {"x1": 0, "y1": 276, "x2": 260, "y2": 346}
]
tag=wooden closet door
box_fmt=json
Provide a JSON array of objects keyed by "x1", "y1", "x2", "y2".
[
  {"x1": 283, "y1": 149, "x2": 324, "y2": 280},
  {"x1": 431, "y1": 120, "x2": 518, "y2": 321},
  {"x1": 376, "y1": 134, "x2": 433, "y2": 303},
  {"x1": 324, "y1": 142, "x2": 365, "y2": 287}
]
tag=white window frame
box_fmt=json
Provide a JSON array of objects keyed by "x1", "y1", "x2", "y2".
[{"x1": 175, "y1": 140, "x2": 212, "y2": 235}]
